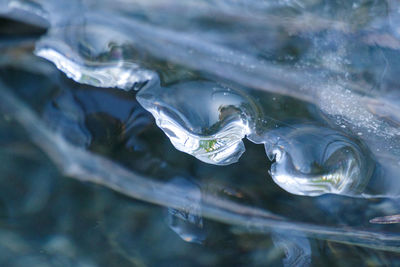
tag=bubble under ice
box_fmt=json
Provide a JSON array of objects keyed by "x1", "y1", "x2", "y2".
[
  {"x1": 253, "y1": 125, "x2": 374, "y2": 197},
  {"x1": 137, "y1": 81, "x2": 259, "y2": 165},
  {"x1": 165, "y1": 177, "x2": 205, "y2": 244}
]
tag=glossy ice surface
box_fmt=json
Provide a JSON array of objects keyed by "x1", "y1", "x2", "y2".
[
  {"x1": 2, "y1": 0, "x2": 400, "y2": 266},
  {"x1": 257, "y1": 125, "x2": 374, "y2": 196},
  {"x1": 137, "y1": 81, "x2": 259, "y2": 165}
]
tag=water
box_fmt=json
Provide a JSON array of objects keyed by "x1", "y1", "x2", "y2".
[{"x1": 2, "y1": 0, "x2": 400, "y2": 266}]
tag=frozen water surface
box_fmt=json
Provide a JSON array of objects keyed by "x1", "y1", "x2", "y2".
[{"x1": 3, "y1": 0, "x2": 400, "y2": 265}]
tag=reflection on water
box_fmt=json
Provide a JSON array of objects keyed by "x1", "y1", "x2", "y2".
[{"x1": 2, "y1": 0, "x2": 400, "y2": 265}]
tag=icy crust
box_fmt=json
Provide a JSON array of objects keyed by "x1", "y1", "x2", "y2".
[
  {"x1": 137, "y1": 81, "x2": 260, "y2": 165},
  {"x1": 254, "y1": 125, "x2": 374, "y2": 197}
]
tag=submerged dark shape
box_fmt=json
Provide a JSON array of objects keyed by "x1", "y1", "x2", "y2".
[
  {"x1": 250, "y1": 124, "x2": 374, "y2": 197},
  {"x1": 42, "y1": 76, "x2": 153, "y2": 150}
]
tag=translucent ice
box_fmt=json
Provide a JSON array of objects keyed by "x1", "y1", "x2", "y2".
[
  {"x1": 35, "y1": 30, "x2": 158, "y2": 91},
  {"x1": 165, "y1": 177, "x2": 205, "y2": 244},
  {"x1": 9, "y1": 0, "x2": 160, "y2": 91},
  {"x1": 137, "y1": 81, "x2": 260, "y2": 165},
  {"x1": 2, "y1": 71, "x2": 400, "y2": 252},
  {"x1": 35, "y1": 46, "x2": 157, "y2": 91},
  {"x1": 256, "y1": 125, "x2": 374, "y2": 196},
  {"x1": 272, "y1": 230, "x2": 311, "y2": 267}
]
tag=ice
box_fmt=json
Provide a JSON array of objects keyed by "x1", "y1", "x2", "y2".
[
  {"x1": 3, "y1": 0, "x2": 159, "y2": 90},
  {"x1": 255, "y1": 125, "x2": 374, "y2": 196},
  {"x1": 33, "y1": 17, "x2": 159, "y2": 91},
  {"x1": 272, "y1": 230, "x2": 311, "y2": 267},
  {"x1": 137, "y1": 81, "x2": 259, "y2": 165},
  {"x1": 2, "y1": 66, "x2": 400, "y2": 253},
  {"x1": 35, "y1": 46, "x2": 157, "y2": 91},
  {"x1": 5, "y1": 1, "x2": 400, "y2": 265},
  {"x1": 2, "y1": 0, "x2": 400, "y2": 197},
  {"x1": 165, "y1": 177, "x2": 205, "y2": 244}
]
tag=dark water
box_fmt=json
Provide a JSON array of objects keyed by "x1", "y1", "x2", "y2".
[{"x1": 2, "y1": 1, "x2": 400, "y2": 266}]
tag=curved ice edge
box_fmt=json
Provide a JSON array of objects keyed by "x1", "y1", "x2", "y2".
[
  {"x1": 153, "y1": 115, "x2": 248, "y2": 166},
  {"x1": 248, "y1": 126, "x2": 374, "y2": 197},
  {"x1": 34, "y1": 45, "x2": 159, "y2": 91},
  {"x1": 136, "y1": 82, "x2": 254, "y2": 166}
]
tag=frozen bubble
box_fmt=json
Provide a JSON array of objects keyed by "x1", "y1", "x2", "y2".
[
  {"x1": 260, "y1": 124, "x2": 374, "y2": 196},
  {"x1": 137, "y1": 81, "x2": 259, "y2": 165},
  {"x1": 165, "y1": 177, "x2": 205, "y2": 244}
]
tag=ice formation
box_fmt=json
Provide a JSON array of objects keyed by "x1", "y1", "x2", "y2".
[
  {"x1": 253, "y1": 125, "x2": 374, "y2": 196},
  {"x1": 137, "y1": 81, "x2": 259, "y2": 165}
]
